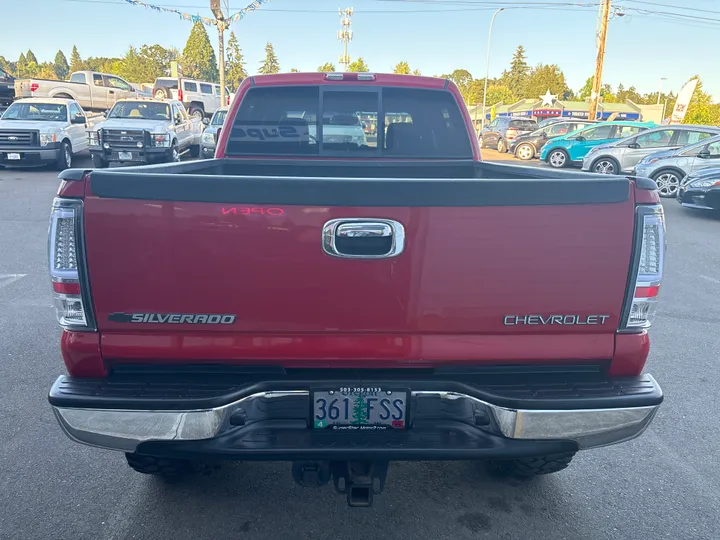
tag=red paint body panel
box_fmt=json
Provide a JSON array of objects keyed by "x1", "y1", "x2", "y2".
[
  {"x1": 61, "y1": 331, "x2": 106, "y2": 377},
  {"x1": 82, "y1": 195, "x2": 635, "y2": 367},
  {"x1": 609, "y1": 332, "x2": 650, "y2": 377}
]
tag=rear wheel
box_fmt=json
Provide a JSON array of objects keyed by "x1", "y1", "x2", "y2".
[
  {"x1": 515, "y1": 143, "x2": 535, "y2": 161},
  {"x1": 170, "y1": 142, "x2": 181, "y2": 163},
  {"x1": 486, "y1": 452, "x2": 575, "y2": 477},
  {"x1": 154, "y1": 88, "x2": 169, "y2": 99},
  {"x1": 497, "y1": 138, "x2": 507, "y2": 153},
  {"x1": 189, "y1": 107, "x2": 204, "y2": 121},
  {"x1": 652, "y1": 169, "x2": 682, "y2": 198},
  {"x1": 547, "y1": 149, "x2": 569, "y2": 168},
  {"x1": 55, "y1": 141, "x2": 72, "y2": 170},
  {"x1": 591, "y1": 157, "x2": 620, "y2": 175}
]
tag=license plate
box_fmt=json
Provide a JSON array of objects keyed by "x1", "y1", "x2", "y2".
[
  {"x1": 118, "y1": 151, "x2": 132, "y2": 160},
  {"x1": 312, "y1": 387, "x2": 407, "y2": 430},
  {"x1": 7, "y1": 153, "x2": 20, "y2": 160}
]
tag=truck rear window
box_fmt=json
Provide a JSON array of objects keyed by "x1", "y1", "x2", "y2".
[
  {"x1": 509, "y1": 120, "x2": 537, "y2": 130},
  {"x1": 225, "y1": 86, "x2": 472, "y2": 158}
]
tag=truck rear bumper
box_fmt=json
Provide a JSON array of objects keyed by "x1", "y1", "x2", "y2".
[{"x1": 49, "y1": 372, "x2": 662, "y2": 459}]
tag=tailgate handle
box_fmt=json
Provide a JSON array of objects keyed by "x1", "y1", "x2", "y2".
[{"x1": 322, "y1": 219, "x2": 405, "y2": 259}]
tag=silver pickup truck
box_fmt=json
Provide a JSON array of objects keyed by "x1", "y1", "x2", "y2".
[
  {"x1": 0, "y1": 97, "x2": 89, "y2": 169},
  {"x1": 87, "y1": 98, "x2": 204, "y2": 167},
  {"x1": 14, "y1": 71, "x2": 142, "y2": 112}
]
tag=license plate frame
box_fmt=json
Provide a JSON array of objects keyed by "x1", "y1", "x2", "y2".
[
  {"x1": 7, "y1": 153, "x2": 20, "y2": 160},
  {"x1": 311, "y1": 387, "x2": 409, "y2": 431},
  {"x1": 118, "y1": 151, "x2": 132, "y2": 161}
]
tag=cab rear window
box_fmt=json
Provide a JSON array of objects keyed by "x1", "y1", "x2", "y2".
[{"x1": 225, "y1": 86, "x2": 472, "y2": 158}]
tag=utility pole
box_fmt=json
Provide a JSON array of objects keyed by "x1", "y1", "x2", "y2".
[
  {"x1": 588, "y1": 0, "x2": 611, "y2": 121},
  {"x1": 337, "y1": 8, "x2": 353, "y2": 72},
  {"x1": 210, "y1": 0, "x2": 228, "y2": 105}
]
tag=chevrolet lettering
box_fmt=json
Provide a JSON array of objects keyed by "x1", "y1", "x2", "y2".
[{"x1": 503, "y1": 314, "x2": 611, "y2": 326}]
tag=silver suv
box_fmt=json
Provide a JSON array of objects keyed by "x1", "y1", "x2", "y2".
[
  {"x1": 582, "y1": 125, "x2": 720, "y2": 177},
  {"x1": 633, "y1": 134, "x2": 720, "y2": 197}
]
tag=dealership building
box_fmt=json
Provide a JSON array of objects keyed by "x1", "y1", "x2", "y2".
[{"x1": 467, "y1": 97, "x2": 664, "y2": 126}]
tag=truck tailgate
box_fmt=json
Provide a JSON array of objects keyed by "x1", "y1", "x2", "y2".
[{"x1": 82, "y1": 174, "x2": 635, "y2": 367}]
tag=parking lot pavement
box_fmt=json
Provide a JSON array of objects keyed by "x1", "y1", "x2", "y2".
[
  {"x1": 481, "y1": 147, "x2": 548, "y2": 166},
  {"x1": 1, "y1": 165, "x2": 719, "y2": 540}
]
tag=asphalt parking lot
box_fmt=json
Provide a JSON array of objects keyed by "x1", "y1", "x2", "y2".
[{"x1": 1, "y1": 157, "x2": 719, "y2": 540}]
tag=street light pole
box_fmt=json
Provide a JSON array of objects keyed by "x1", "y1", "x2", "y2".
[{"x1": 481, "y1": 7, "x2": 504, "y2": 129}]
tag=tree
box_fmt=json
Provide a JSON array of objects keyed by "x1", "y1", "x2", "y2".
[
  {"x1": 258, "y1": 42, "x2": 280, "y2": 74},
  {"x1": 522, "y1": 64, "x2": 567, "y2": 100},
  {"x1": 682, "y1": 77, "x2": 720, "y2": 125},
  {"x1": 486, "y1": 84, "x2": 515, "y2": 105},
  {"x1": 350, "y1": 394, "x2": 368, "y2": 425},
  {"x1": 118, "y1": 45, "x2": 175, "y2": 83},
  {"x1": 53, "y1": 50, "x2": 69, "y2": 80},
  {"x1": 69, "y1": 46, "x2": 83, "y2": 72},
  {"x1": 290, "y1": 68, "x2": 299, "y2": 73},
  {"x1": 393, "y1": 61, "x2": 411, "y2": 75},
  {"x1": 26, "y1": 50, "x2": 38, "y2": 65},
  {"x1": 441, "y1": 68, "x2": 474, "y2": 103},
  {"x1": 225, "y1": 32, "x2": 247, "y2": 91},
  {"x1": 36, "y1": 63, "x2": 59, "y2": 80},
  {"x1": 182, "y1": 22, "x2": 219, "y2": 82},
  {"x1": 347, "y1": 58, "x2": 369, "y2": 72},
  {"x1": 412, "y1": 68, "x2": 421, "y2": 76},
  {"x1": 317, "y1": 62, "x2": 336, "y2": 72},
  {"x1": 502, "y1": 45, "x2": 529, "y2": 95},
  {"x1": 16, "y1": 53, "x2": 27, "y2": 77}
]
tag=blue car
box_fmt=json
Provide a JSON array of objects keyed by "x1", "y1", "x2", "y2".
[{"x1": 540, "y1": 121, "x2": 655, "y2": 168}]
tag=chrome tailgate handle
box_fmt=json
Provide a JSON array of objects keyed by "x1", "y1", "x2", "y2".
[{"x1": 322, "y1": 219, "x2": 405, "y2": 259}]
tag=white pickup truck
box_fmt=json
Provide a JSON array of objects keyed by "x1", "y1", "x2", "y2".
[
  {"x1": 14, "y1": 71, "x2": 143, "y2": 112},
  {"x1": 0, "y1": 97, "x2": 89, "y2": 169},
  {"x1": 87, "y1": 98, "x2": 204, "y2": 167}
]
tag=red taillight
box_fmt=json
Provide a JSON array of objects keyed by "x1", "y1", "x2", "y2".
[
  {"x1": 30, "y1": 83, "x2": 39, "y2": 92},
  {"x1": 620, "y1": 205, "x2": 666, "y2": 330},
  {"x1": 178, "y1": 88, "x2": 183, "y2": 102},
  {"x1": 226, "y1": 95, "x2": 230, "y2": 105},
  {"x1": 49, "y1": 198, "x2": 95, "y2": 330}
]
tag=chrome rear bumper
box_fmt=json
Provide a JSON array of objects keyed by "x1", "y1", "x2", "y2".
[{"x1": 52, "y1": 375, "x2": 662, "y2": 454}]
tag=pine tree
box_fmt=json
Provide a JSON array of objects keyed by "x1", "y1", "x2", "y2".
[
  {"x1": 225, "y1": 31, "x2": 247, "y2": 90},
  {"x1": 393, "y1": 61, "x2": 411, "y2": 75},
  {"x1": 317, "y1": 62, "x2": 336, "y2": 72},
  {"x1": 502, "y1": 45, "x2": 529, "y2": 95},
  {"x1": 26, "y1": 50, "x2": 38, "y2": 65},
  {"x1": 181, "y1": 22, "x2": 219, "y2": 82},
  {"x1": 351, "y1": 394, "x2": 368, "y2": 425},
  {"x1": 54, "y1": 50, "x2": 69, "y2": 80},
  {"x1": 258, "y1": 42, "x2": 280, "y2": 74},
  {"x1": 69, "y1": 46, "x2": 83, "y2": 72},
  {"x1": 347, "y1": 58, "x2": 368, "y2": 72}
]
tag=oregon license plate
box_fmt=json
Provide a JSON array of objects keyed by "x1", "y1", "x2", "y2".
[
  {"x1": 7, "y1": 153, "x2": 20, "y2": 160},
  {"x1": 118, "y1": 151, "x2": 132, "y2": 160},
  {"x1": 312, "y1": 387, "x2": 407, "y2": 430}
]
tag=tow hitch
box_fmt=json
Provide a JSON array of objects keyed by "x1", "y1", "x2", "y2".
[{"x1": 291, "y1": 461, "x2": 390, "y2": 507}]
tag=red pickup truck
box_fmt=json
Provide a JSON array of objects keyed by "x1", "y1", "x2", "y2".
[{"x1": 48, "y1": 73, "x2": 665, "y2": 507}]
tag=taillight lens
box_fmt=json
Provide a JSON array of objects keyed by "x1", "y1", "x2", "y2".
[
  {"x1": 30, "y1": 82, "x2": 39, "y2": 92},
  {"x1": 178, "y1": 88, "x2": 184, "y2": 102},
  {"x1": 621, "y1": 205, "x2": 666, "y2": 330},
  {"x1": 49, "y1": 198, "x2": 94, "y2": 330}
]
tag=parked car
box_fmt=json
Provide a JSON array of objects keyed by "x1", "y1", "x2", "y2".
[
  {"x1": 14, "y1": 71, "x2": 142, "y2": 112},
  {"x1": 49, "y1": 72, "x2": 664, "y2": 508},
  {"x1": 200, "y1": 106, "x2": 228, "y2": 158},
  {"x1": 87, "y1": 98, "x2": 203, "y2": 168},
  {"x1": 479, "y1": 116, "x2": 537, "y2": 153},
  {"x1": 540, "y1": 121, "x2": 654, "y2": 168},
  {"x1": 582, "y1": 125, "x2": 720, "y2": 175},
  {"x1": 510, "y1": 120, "x2": 597, "y2": 160},
  {"x1": 537, "y1": 117, "x2": 575, "y2": 128},
  {"x1": 0, "y1": 66, "x2": 15, "y2": 113},
  {"x1": 0, "y1": 97, "x2": 88, "y2": 169},
  {"x1": 152, "y1": 77, "x2": 230, "y2": 119},
  {"x1": 677, "y1": 167, "x2": 720, "y2": 212},
  {"x1": 633, "y1": 134, "x2": 720, "y2": 197}
]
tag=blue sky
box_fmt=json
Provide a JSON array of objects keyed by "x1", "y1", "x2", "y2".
[{"x1": 2, "y1": 0, "x2": 719, "y2": 100}]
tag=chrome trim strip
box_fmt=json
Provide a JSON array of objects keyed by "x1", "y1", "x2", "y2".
[{"x1": 52, "y1": 385, "x2": 660, "y2": 453}]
